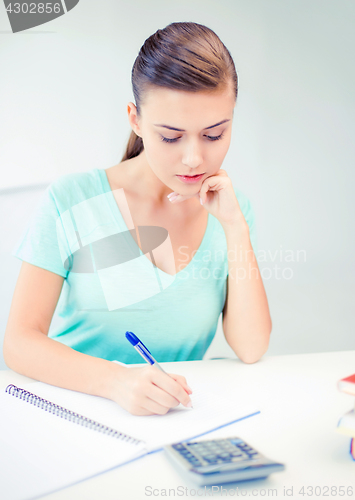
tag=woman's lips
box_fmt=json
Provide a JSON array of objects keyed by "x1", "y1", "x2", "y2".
[{"x1": 176, "y1": 173, "x2": 205, "y2": 184}]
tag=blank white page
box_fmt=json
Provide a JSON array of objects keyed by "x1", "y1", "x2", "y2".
[{"x1": 0, "y1": 390, "x2": 146, "y2": 500}]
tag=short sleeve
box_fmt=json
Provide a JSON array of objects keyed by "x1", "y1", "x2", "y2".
[{"x1": 12, "y1": 186, "x2": 69, "y2": 278}]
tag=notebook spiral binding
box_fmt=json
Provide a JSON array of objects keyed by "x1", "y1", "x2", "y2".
[{"x1": 5, "y1": 384, "x2": 143, "y2": 446}]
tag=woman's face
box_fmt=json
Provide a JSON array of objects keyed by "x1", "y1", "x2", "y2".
[{"x1": 129, "y1": 84, "x2": 236, "y2": 196}]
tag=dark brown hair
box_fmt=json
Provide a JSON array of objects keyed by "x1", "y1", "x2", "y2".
[{"x1": 122, "y1": 22, "x2": 238, "y2": 162}]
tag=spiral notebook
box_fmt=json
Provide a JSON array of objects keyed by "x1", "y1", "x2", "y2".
[{"x1": 0, "y1": 375, "x2": 259, "y2": 500}]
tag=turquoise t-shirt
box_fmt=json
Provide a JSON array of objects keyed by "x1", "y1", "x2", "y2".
[{"x1": 12, "y1": 168, "x2": 257, "y2": 364}]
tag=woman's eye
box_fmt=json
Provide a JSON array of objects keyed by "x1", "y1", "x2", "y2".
[
  {"x1": 160, "y1": 136, "x2": 179, "y2": 143},
  {"x1": 205, "y1": 133, "x2": 224, "y2": 141}
]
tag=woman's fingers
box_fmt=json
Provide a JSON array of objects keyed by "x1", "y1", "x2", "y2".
[
  {"x1": 150, "y1": 369, "x2": 192, "y2": 408},
  {"x1": 168, "y1": 373, "x2": 193, "y2": 394},
  {"x1": 167, "y1": 192, "x2": 201, "y2": 204},
  {"x1": 147, "y1": 382, "x2": 181, "y2": 409}
]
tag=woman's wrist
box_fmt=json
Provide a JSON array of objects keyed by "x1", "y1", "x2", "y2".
[{"x1": 90, "y1": 358, "x2": 127, "y2": 401}]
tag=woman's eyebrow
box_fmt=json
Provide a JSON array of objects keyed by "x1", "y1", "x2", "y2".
[{"x1": 153, "y1": 119, "x2": 230, "y2": 132}]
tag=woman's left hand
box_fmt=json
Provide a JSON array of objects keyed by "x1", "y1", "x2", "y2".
[{"x1": 168, "y1": 169, "x2": 245, "y2": 228}]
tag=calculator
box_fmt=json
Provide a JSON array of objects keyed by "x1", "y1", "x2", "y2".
[{"x1": 164, "y1": 437, "x2": 285, "y2": 485}]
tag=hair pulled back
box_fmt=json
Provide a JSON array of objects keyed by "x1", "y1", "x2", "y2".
[{"x1": 122, "y1": 22, "x2": 238, "y2": 162}]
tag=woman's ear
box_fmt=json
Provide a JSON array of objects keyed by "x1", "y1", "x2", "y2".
[{"x1": 127, "y1": 102, "x2": 142, "y2": 137}]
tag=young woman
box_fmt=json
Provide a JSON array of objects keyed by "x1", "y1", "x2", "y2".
[{"x1": 3, "y1": 22, "x2": 272, "y2": 416}]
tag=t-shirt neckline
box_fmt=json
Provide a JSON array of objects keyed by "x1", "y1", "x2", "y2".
[{"x1": 95, "y1": 167, "x2": 215, "y2": 280}]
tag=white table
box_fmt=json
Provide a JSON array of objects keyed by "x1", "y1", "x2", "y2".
[{"x1": 1, "y1": 351, "x2": 355, "y2": 499}]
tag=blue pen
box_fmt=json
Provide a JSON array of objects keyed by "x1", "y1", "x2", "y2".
[
  {"x1": 125, "y1": 331, "x2": 166, "y2": 372},
  {"x1": 125, "y1": 331, "x2": 193, "y2": 407}
]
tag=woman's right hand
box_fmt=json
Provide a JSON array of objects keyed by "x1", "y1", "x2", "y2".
[{"x1": 108, "y1": 365, "x2": 193, "y2": 415}]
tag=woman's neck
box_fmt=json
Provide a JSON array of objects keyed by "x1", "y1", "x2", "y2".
[{"x1": 107, "y1": 151, "x2": 202, "y2": 215}]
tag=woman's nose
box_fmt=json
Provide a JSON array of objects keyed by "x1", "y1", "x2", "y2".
[{"x1": 181, "y1": 139, "x2": 203, "y2": 169}]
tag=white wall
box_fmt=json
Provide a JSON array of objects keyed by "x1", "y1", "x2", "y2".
[{"x1": 1, "y1": 0, "x2": 354, "y2": 370}]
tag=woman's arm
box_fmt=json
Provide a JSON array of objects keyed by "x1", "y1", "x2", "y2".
[
  {"x1": 3, "y1": 261, "x2": 192, "y2": 414},
  {"x1": 221, "y1": 219, "x2": 272, "y2": 364}
]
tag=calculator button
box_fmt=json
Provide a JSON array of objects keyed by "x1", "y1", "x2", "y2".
[
  {"x1": 198, "y1": 449, "x2": 209, "y2": 455},
  {"x1": 231, "y1": 439, "x2": 245, "y2": 446},
  {"x1": 173, "y1": 444, "x2": 185, "y2": 450}
]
